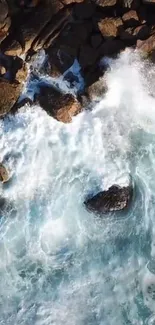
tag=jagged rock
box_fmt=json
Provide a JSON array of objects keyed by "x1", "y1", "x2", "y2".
[
  {"x1": 74, "y1": 2, "x2": 95, "y2": 19},
  {"x1": 2, "y1": 1, "x2": 64, "y2": 56},
  {"x1": 84, "y1": 184, "x2": 133, "y2": 214},
  {"x1": 0, "y1": 163, "x2": 9, "y2": 183},
  {"x1": 98, "y1": 17, "x2": 123, "y2": 38},
  {"x1": 37, "y1": 85, "x2": 82, "y2": 123},
  {"x1": 137, "y1": 34, "x2": 155, "y2": 54},
  {"x1": 122, "y1": 10, "x2": 140, "y2": 28}
]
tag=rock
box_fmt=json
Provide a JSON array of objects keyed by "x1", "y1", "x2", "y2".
[
  {"x1": 37, "y1": 85, "x2": 82, "y2": 123},
  {"x1": 79, "y1": 44, "x2": 98, "y2": 69},
  {"x1": 99, "y1": 39, "x2": 125, "y2": 56},
  {"x1": 74, "y1": 2, "x2": 95, "y2": 19},
  {"x1": 98, "y1": 17, "x2": 123, "y2": 38},
  {"x1": 133, "y1": 25, "x2": 150, "y2": 40},
  {"x1": 136, "y1": 34, "x2": 155, "y2": 54},
  {"x1": 61, "y1": 0, "x2": 83, "y2": 4},
  {"x1": 0, "y1": 65, "x2": 6, "y2": 75},
  {"x1": 0, "y1": 80, "x2": 23, "y2": 116},
  {"x1": 91, "y1": 33, "x2": 103, "y2": 49},
  {"x1": 120, "y1": 0, "x2": 140, "y2": 9},
  {"x1": 122, "y1": 10, "x2": 140, "y2": 28},
  {"x1": 0, "y1": 0, "x2": 11, "y2": 44},
  {"x1": 92, "y1": 0, "x2": 117, "y2": 7},
  {"x1": 0, "y1": 163, "x2": 9, "y2": 183},
  {"x1": 85, "y1": 77, "x2": 107, "y2": 101},
  {"x1": 47, "y1": 46, "x2": 75, "y2": 74},
  {"x1": 84, "y1": 185, "x2": 133, "y2": 214}
]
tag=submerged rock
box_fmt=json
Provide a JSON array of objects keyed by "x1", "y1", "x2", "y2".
[
  {"x1": 0, "y1": 163, "x2": 10, "y2": 183},
  {"x1": 84, "y1": 185, "x2": 133, "y2": 214}
]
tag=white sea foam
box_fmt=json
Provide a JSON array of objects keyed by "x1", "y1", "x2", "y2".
[{"x1": 0, "y1": 49, "x2": 155, "y2": 324}]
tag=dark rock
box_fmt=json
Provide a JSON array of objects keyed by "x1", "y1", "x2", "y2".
[
  {"x1": 74, "y1": 2, "x2": 95, "y2": 19},
  {"x1": 37, "y1": 85, "x2": 82, "y2": 123},
  {"x1": 79, "y1": 44, "x2": 98, "y2": 69},
  {"x1": 84, "y1": 184, "x2": 133, "y2": 214},
  {"x1": 61, "y1": 0, "x2": 83, "y2": 4},
  {"x1": 98, "y1": 17, "x2": 123, "y2": 38},
  {"x1": 122, "y1": 10, "x2": 140, "y2": 28},
  {"x1": 47, "y1": 46, "x2": 75, "y2": 74},
  {"x1": 0, "y1": 163, "x2": 9, "y2": 183},
  {"x1": 91, "y1": 33, "x2": 103, "y2": 49},
  {"x1": 133, "y1": 25, "x2": 150, "y2": 40},
  {"x1": 99, "y1": 39, "x2": 125, "y2": 56}
]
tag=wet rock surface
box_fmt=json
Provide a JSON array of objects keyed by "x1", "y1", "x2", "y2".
[
  {"x1": 84, "y1": 185, "x2": 133, "y2": 214},
  {"x1": 37, "y1": 85, "x2": 82, "y2": 123},
  {"x1": 0, "y1": 163, "x2": 10, "y2": 183}
]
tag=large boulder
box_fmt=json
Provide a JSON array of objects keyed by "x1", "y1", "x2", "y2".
[
  {"x1": 84, "y1": 184, "x2": 133, "y2": 214},
  {"x1": 37, "y1": 85, "x2": 82, "y2": 123}
]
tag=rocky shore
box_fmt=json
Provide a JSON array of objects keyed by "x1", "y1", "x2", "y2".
[{"x1": 0, "y1": 0, "x2": 155, "y2": 122}]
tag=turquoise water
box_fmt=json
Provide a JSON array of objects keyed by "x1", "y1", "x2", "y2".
[{"x1": 0, "y1": 50, "x2": 155, "y2": 324}]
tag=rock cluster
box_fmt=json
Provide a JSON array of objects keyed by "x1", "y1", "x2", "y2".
[{"x1": 0, "y1": 0, "x2": 154, "y2": 120}]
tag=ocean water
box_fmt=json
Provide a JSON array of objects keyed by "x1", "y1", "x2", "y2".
[{"x1": 0, "y1": 49, "x2": 155, "y2": 324}]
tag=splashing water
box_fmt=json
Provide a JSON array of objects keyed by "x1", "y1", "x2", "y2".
[{"x1": 1, "y1": 49, "x2": 155, "y2": 324}]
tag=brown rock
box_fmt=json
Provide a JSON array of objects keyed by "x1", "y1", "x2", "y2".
[
  {"x1": 74, "y1": 2, "x2": 95, "y2": 19},
  {"x1": 0, "y1": 163, "x2": 9, "y2": 183},
  {"x1": 98, "y1": 17, "x2": 123, "y2": 38},
  {"x1": 85, "y1": 77, "x2": 107, "y2": 101},
  {"x1": 4, "y1": 40, "x2": 23, "y2": 56},
  {"x1": 137, "y1": 34, "x2": 155, "y2": 54},
  {"x1": 91, "y1": 33, "x2": 103, "y2": 48},
  {"x1": 37, "y1": 86, "x2": 82, "y2": 123},
  {"x1": 84, "y1": 184, "x2": 133, "y2": 214},
  {"x1": 0, "y1": 0, "x2": 8, "y2": 27},
  {"x1": 0, "y1": 65, "x2": 6, "y2": 75},
  {"x1": 92, "y1": 0, "x2": 117, "y2": 7},
  {"x1": 122, "y1": 10, "x2": 140, "y2": 27},
  {"x1": 79, "y1": 44, "x2": 98, "y2": 69},
  {"x1": 0, "y1": 80, "x2": 22, "y2": 116}
]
